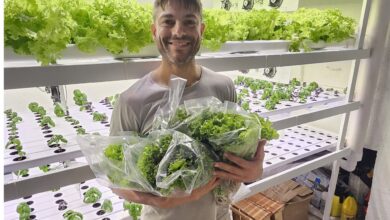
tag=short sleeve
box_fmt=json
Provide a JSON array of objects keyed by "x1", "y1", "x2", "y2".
[{"x1": 109, "y1": 94, "x2": 139, "y2": 136}]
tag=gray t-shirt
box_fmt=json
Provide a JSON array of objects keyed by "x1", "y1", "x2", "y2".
[
  {"x1": 110, "y1": 66, "x2": 236, "y2": 136},
  {"x1": 110, "y1": 66, "x2": 236, "y2": 220}
]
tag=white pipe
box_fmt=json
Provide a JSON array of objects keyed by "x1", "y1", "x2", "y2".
[{"x1": 343, "y1": 0, "x2": 390, "y2": 171}]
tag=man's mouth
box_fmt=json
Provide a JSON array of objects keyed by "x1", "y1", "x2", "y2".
[{"x1": 168, "y1": 40, "x2": 191, "y2": 47}]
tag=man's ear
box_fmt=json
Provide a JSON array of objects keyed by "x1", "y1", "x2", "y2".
[
  {"x1": 151, "y1": 23, "x2": 157, "y2": 40},
  {"x1": 200, "y1": 23, "x2": 205, "y2": 36}
]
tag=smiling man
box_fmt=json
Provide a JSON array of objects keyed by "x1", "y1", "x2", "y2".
[{"x1": 109, "y1": 0, "x2": 266, "y2": 219}]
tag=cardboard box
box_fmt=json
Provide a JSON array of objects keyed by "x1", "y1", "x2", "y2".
[
  {"x1": 232, "y1": 193, "x2": 284, "y2": 220},
  {"x1": 262, "y1": 180, "x2": 313, "y2": 220}
]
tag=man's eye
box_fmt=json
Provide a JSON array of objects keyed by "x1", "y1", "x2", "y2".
[
  {"x1": 162, "y1": 20, "x2": 175, "y2": 26},
  {"x1": 184, "y1": 20, "x2": 197, "y2": 26}
]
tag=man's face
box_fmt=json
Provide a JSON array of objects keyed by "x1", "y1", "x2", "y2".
[{"x1": 152, "y1": 1, "x2": 205, "y2": 66}]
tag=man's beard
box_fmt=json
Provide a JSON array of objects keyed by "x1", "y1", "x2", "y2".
[{"x1": 157, "y1": 35, "x2": 201, "y2": 66}]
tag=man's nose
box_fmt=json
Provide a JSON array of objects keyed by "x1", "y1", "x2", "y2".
[{"x1": 172, "y1": 22, "x2": 185, "y2": 37}]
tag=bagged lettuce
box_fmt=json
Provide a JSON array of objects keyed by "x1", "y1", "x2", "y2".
[
  {"x1": 165, "y1": 96, "x2": 279, "y2": 204},
  {"x1": 77, "y1": 133, "x2": 150, "y2": 191},
  {"x1": 151, "y1": 130, "x2": 214, "y2": 196},
  {"x1": 170, "y1": 97, "x2": 278, "y2": 159},
  {"x1": 78, "y1": 129, "x2": 214, "y2": 197}
]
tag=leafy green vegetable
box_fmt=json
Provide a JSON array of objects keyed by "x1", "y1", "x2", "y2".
[
  {"x1": 166, "y1": 103, "x2": 277, "y2": 203},
  {"x1": 39, "y1": 164, "x2": 50, "y2": 173},
  {"x1": 80, "y1": 0, "x2": 153, "y2": 54},
  {"x1": 101, "y1": 199, "x2": 113, "y2": 213},
  {"x1": 105, "y1": 94, "x2": 119, "y2": 106},
  {"x1": 5, "y1": 2, "x2": 356, "y2": 64},
  {"x1": 252, "y1": 115, "x2": 279, "y2": 140},
  {"x1": 137, "y1": 135, "x2": 172, "y2": 188},
  {"x1": 171, "y1": 102, "x2": 278, "y2": 157},
  {"x1": 92, "y1": 111, "x2": 107, "y2": 122},
  {"x1": 4, "y1": 110, "x2": 24, "y2": 144},
  {"x1": 5, "y1": 137, "x2": 21, "y2": 149},
  {"x1": 289, "y1": 8, "x2": 356, "y2": 51},
  {"x1": 261, "y1": 88, "x2": 272, "y2": 100},
  {"x1": 16, "y1": 202, "x2": 30, "y2": 220},
  {"x1": 73, "y1": 89, "x2": 88, "y2": 111},
  {"x1": 18, "y1": 151, "x2": 26, "y2": 157},
  {"x1": 76, "y1": 127, "x2": 86, "y2": 135},
  {"x1": 202, "y1": 9, "x2": 231, "y2": 50},
  {"x1": 12, "y1": 116, "x2": 23, "y2": 124},
  {"x1": 37, "y1": 106, "x2": 46, "y2": 116},
  {"x1": 123, "y1": 201, "x2": 142, "y2": 220},
  {"x1": 101, "y1": 131, "x2": 212, "y2": 195},
  {"x1": 5, "y1": 0, "x2": 76, "y2": 65},
  {"x1": 290, "y1": 78, "x2": 301, "y2": 86},
  {"x1": 241, "y1": 88, "x2": 249, "y2": 96},
  {"x1": 202, "y1": 8, "x2": 355, "y2": 51},
  {"x1": 4, "y1": 109, "x2": 13, "y2": 115},
  {"x1": 265, "y1": 99, "x2": 277, "y2": 110},
  {"x1": 104, "y1": 143, "x2": 124, "y2": 162},
  {"x1": 308, "y1": 82, "x2": 319, "y2": 92},
  {"x1": 40, "y1": 116, "x2": 55, "y2": 127},
  {"x1": 168, "y1": 106, "x2": 190, "y2": 128},
  {"x1": 28, "y1": 102, "x2": 39, "y2": 113},
  {"x1": 63, "y1": 210, "x2": 83, "y2": 220},
  {"x1": 299, "y1": 88, "x2": 311, "y2": 101},
  {"x1": 83, "y1": 187, "x2": 102, "y2": 203},
  {"x1": 66, "y1": 118, "x2": 80, "y2": 125},
  {"x1": 54, "y1": 103, "x2": 66, "y2": 117},
  {"x1": 15, "y1": 169, "x2": 29, "y2": 177},
  {"x1": 5, "y1": 0, "x2": 153, "y2": 65},
  {"x1": 47, "y1": 134, "x2": 68, "y2": 145},
  {"x1": 103, "y1": 143, "x2": 131, "y2": 187},
  {"x1": 15, "y1": 144, "x2": 23, "y2": 152},
  {"x1": 184, "y1": 110, "x2": 262, "y2": 159},
  {"x1": 241, "y1": 101, "x2": 250, "y2": 111}
]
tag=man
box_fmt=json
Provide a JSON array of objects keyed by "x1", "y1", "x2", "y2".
[{"x1": 110, "y1": 0, "x2": 266, "y2": 219}]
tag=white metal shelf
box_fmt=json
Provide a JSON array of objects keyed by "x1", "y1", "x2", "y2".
[
  {"x1": 270, "y1": 100, "x2": 360, "y2": 130},
  {"x1": 4, "y1": 98, "x2": 357, "y2": 173},
  {"x1": 4, "y1": 125, "x2": 339, "y2": 201},
  {"x1": 4, "y1": 48, "x2": 370, "y2": 89},
  {"x1": 5, "y1": 178, "x2": 131, "y2": 220},
  {"x1": 236, "y1": 83, "x2": 346, "y2": 117},
  {"x1": 4, "y1": 104, "x2": 111, "y2": 173},
  {"x1": 5, "y1": 162, "x2": 96, "y2": 202},
  {"x1": 234, "y1": 148, "x2": 351, "y2": 201},
  {"x1": 263, "y1": 126, "x2": 338, "y2": 171}
]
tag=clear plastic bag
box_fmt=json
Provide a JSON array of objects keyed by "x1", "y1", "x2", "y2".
[
  {"x1": 78, "y1": 130, "x2": 213, "y2": 197},
  {"x1": 152, "y1": 77, "x2": 187, "y2": 131},
  {"x1": 77, "y1": 133, "x2": 152, "y2": 192},
  {"x1": 154, "y1": 130, "x2": 214, "y2": 196},
  {"x1": 164, "y1": 96, "x2": 263, "y2": 204},
  {"x1": 170, "y1": 96, "x2": 262, "y2": 160},
  {"x1": 125, "y1": 129, "x2": 214, "y2": 197}
]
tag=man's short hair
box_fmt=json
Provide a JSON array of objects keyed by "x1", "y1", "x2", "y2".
[{"x1": 153, "y1": 0, "x2": 203, "y2": 20}]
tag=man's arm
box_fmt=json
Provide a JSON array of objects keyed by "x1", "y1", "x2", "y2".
[{"x1": 112, "y1": 177, "x2": 220, "y2": 209}]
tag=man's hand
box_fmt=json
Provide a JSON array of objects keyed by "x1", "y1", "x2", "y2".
[
  {"x1": 213, "y1": 139, "x2": 266, "y2": 183},
  {"x1": 111, "y1": 177, "x2": 220, "y2": 209}
]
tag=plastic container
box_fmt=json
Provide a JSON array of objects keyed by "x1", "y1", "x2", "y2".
[
  {"x1": 341, "y1": 196, "x2": 358, "y2": 220},
  {"x1": 310, "y1": 177, "x2": 322, "y2": 209},
  {"x1": 331, "y1": 195, "x2": 342, "y2": 217}
]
